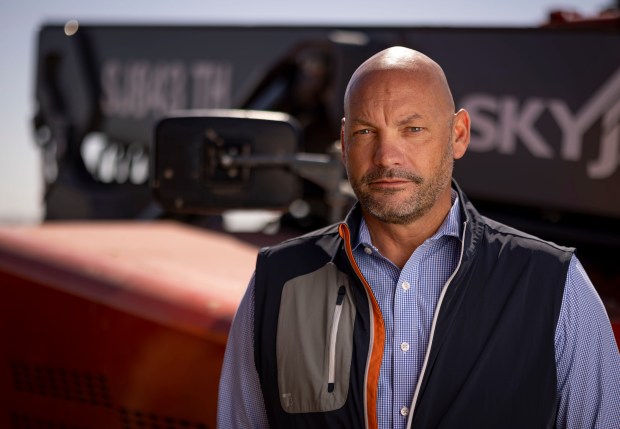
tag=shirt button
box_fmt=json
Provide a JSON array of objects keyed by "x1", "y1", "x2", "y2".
[
  {"x1": 364, "y1": 247, "x2": 372, "y2": 255},
  {"x1": 400, "y1": 406, "x2": 409, "y2": 416},
  {"x1": 401, "y1": 281, "x2": 410, "y2": 291},
  {"x1": 400, "y1": 342, "x2": 410, "y2": 352}
]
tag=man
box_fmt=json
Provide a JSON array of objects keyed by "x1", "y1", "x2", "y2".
[{"x1": 217, "y1": 47, "x2": 620, "y2": 428}]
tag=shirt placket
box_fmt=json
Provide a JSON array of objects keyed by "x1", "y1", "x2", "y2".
[{"x1": 392, "y1": 245, "x2": 428, "y2": 429}]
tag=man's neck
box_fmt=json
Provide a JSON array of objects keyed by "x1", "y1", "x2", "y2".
[{"x1": 362, "y1": 196, "x2": 453, "y2": 270}]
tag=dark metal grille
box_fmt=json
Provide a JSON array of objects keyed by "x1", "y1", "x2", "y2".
[
  {"x1": 10, "y1": 413, "x2": 88, "y2": 429},
  {"x1": 10, "y1": 361, "x2": 113, "y2": 408},
  {"x1": 8, "y1": 361, "x2": 211, "y2": 428},
  {"x1": 118, "y1": 408, "x2": 209, "y2": 429}
]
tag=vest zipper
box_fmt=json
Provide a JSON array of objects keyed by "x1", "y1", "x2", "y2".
[
  {"x1": 339, "y1": 222, "x2": 384, "y2": 429},
  {"x1": 328, "y1": 285, "x2": 347, "y2": 392},
  {"x1": 406, "y1": 220, "x2": 468, "y2": 429}
]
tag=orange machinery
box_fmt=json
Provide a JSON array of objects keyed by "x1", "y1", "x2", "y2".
[
  {"x1": 0, "y1": 221, "x2": 257, "y2": 428},
  {"x1": 1, "y1": 221, "x2": 618, "y2": 428}
]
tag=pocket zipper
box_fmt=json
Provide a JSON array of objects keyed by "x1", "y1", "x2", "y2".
[{"x1": 328, "y1": 285, "x2": 346, "y2": 393}]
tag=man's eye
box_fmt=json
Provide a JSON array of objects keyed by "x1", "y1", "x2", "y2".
[
  {"x1": 407, "y1": 127, "x2": 424, "y2": 132},
  {"x1": 354, "y1": 129, "x2": 371, "y2": 135}
]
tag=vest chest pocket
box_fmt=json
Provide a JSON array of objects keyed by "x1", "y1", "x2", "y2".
[{"x1": 276, "y1": 262, "x2": 356, "y2": 413}]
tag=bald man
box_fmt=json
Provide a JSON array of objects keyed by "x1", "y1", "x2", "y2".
[{"x1": 217, "y1": 47, "x2": 620, "y2": 429}]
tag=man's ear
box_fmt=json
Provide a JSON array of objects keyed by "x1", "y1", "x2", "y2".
[
  {"x1": 452, "y1": 109, "x2": 470, "y2": 160},
  {"x1": 340, "y1": 117, "x2": 346, "y2": 163}
]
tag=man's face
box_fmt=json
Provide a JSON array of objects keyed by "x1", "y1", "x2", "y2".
[{"x1": 342, "y1": 69, "x2": 458, "y2": 225}]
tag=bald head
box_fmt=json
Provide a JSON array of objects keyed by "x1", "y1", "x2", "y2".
[{"x1": 344, "y1": 47, "x2": 455, "y2": 118}]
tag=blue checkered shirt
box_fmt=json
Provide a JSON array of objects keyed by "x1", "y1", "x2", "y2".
[{"x1": 217, "y1": 194, "x2": 620, "y2": 428}]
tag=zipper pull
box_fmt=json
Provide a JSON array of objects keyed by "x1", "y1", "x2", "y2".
[{"x1": 336, "y1": 285, "x2": 346, "y2": 305}]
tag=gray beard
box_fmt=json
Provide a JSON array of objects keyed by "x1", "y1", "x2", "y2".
[{"x1": 348, "y1": 152, "x2": 453, "y2": 225}]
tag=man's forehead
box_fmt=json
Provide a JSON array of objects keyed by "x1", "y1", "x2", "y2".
[
  {"x1": 346, "y1": 75, "x2": 434, "y2": 111},
  {"x1": 346, "y1": 68, "x2": 436, "y2": 103},
  {"x1": 344, "y1": 65, "x2": 454, "y2": 118}
]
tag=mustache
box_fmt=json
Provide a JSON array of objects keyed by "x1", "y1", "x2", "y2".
[{"x1": 360, "y1": 167, "x2": 423, "y2": 185}]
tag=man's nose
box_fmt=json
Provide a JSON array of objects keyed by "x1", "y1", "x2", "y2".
[{"x1": 373, "y1": 132, "x2": 403, "y2": 167}]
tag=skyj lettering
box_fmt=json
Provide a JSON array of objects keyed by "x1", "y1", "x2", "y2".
[{"x1": 461, "y1": 67, "x2": 620, "y2": 179}]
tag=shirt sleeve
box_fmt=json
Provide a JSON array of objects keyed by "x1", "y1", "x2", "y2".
[
  {"x1": 554, "y1": 255, "x2": 620, "y2": 429},
  {"x1": 217, "y1": 274, "x2": 270, "y2": 428}
]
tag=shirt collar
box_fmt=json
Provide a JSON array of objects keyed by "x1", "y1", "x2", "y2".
[{"x1": 354, "y1": 189, "x2": 462, "y2": 251}]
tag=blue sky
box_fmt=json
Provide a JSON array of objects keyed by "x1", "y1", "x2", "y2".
[{"x1": 0, "y1": 0, "x2": 612, "y2": 223}]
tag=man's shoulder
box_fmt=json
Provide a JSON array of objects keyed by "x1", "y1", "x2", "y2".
[{"x1": 479, "y1": 215, "x2": 574, "y2": 256}]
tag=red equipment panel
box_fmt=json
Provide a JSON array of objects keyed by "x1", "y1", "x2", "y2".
[{"x1": 0, "y1": 221, "x2": 257, "y2": 428}]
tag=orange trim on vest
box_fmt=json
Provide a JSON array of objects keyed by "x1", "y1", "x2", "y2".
[{"x1": 339, "y1": 223, "x2": 384, "y2": 429}]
